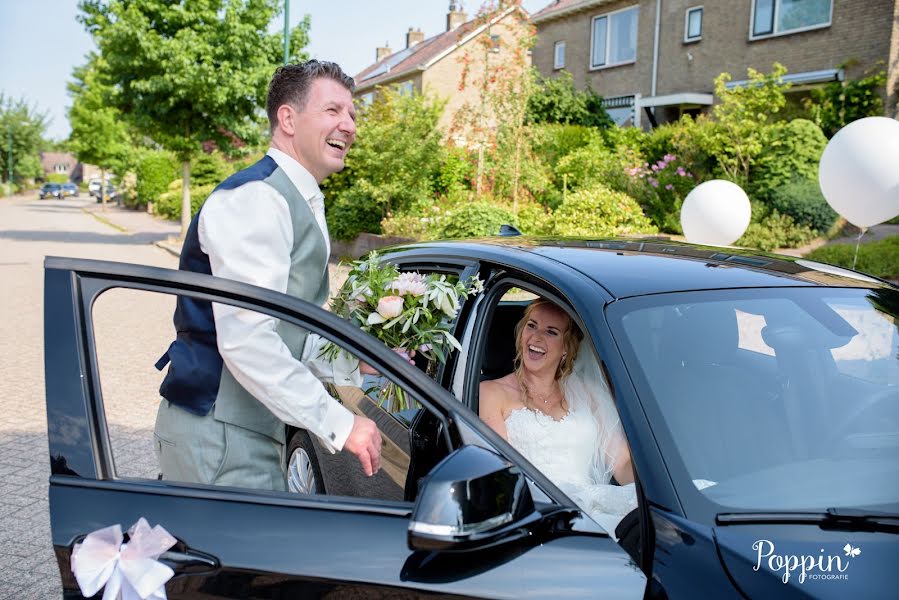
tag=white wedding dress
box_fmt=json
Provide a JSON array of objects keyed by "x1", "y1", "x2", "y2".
[{"x1": 504, "y1": 342, "x2": 638, "y2": 536}]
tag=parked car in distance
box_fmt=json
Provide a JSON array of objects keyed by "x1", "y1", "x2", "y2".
[
  {"x1": 44, "y1": 237, "x2": 899, "y2": 598},
  {"x1": 61, "y1": 183, "x2": 78, "y2": 198},
  {"x1": 38, "y1": 183, "x2": 62, "y2": 199},
  {"x1": 87, "y1": 178, "x2": 102, "y2": 196},
  {"x1": 92, "y1": 184, "x2": 117, "y2": 202}
]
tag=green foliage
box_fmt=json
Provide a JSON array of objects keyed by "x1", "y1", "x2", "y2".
[
  {"x1": 434, "y1": 147, "x2": 474, "y2": 196},
  {"x1": 67, "y1": 53, "x2": 135, "y2": 178},
  {"x1": 555, "y1": 138, "x2": 639, "y2": 193},
  {"x1": 737, "y1": 209, "x2": 817, "y2": 251},
  {"x1": 805, "y1": 236, "x2": 899, "y2": 280},
  {"x1": 328, "y1": 189, "x2": 384, "y2": 241},
  {"x1": 751, "y1": 119, "x2": 827, "y2": 200},
  {"x1": 808, "y1": 67, "x2": 887, "y2": 138},
  {"x1": 623, "y1": 154, "x2": 695, "y2": 233},
  {"x1": 190, "y1": 151, "x2": 230, "y2": 186},
  {"x1": 47, "y1": 173, "x2": 70, "y2": 184},
  {"x1": 78, "y1": 0, "x2": 308, "y2": 224},
  {"x1": 515, "y1": 202, "x2": 554, "y2": 235},
  {"x1": 439, "y1": 202, "x2": 515, "y2": 239},
  {"x1": 767, "y1": 177, "x2": 837, "y2": 233},
  {"x1": 552, "y1": 184, "x2": 657, "y2": 237},
  {"x1": 526, "y1": 71, "x2": 613, "y2": 129},
  {"x1": 135, "y1": 151, "x2": 178, "y2": 208},
  {"x1": 324, "y1": 85, "x2": 445, "y2": 235},
  {"x1": 712, "y1": 63, "x2": 789, "y2": 187},
  {"x1": 531, "y1": 123, "x2": 602, "y2": 172},
  {"x1": 155, "y1": 180, "x2": 215, "y2": 221},
  {"x1": 0, "y1": 93, "x2": 49, "y2": 185}
]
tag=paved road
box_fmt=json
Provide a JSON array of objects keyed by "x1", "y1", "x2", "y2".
[{"x1": 0, "y1": 193, "x2": 179, "y2": 598}]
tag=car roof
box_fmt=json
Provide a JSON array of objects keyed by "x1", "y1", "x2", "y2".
[{"x1": 391, "y1": 237, "x2": 886, "y2": 299}]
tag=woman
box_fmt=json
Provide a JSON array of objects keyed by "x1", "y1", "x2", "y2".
[{"x1": 479, "y1": 298, "x2": 637, "y2": 530}]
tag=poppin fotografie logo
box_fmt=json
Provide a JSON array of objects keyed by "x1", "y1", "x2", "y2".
[{"x1": 752, "y1": 540, "x2": 860, "y2": 583}]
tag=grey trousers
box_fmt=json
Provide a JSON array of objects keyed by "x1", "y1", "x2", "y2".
[{"x1": 154, "y1": 399, "x2": 287, "y2": 492}]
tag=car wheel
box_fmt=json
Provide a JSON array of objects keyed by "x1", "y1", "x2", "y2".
[{"x1": 286, "y1": 429, "x2": 325, "y2": 495}]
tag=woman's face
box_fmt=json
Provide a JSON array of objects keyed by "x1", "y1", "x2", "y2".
[{"x1": 519, "y1": 303, "x2": 569, "y2": 376}]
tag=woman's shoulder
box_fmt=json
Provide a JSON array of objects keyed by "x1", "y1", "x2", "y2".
[{"x1": 480, "y1": 375, "x2": 522, "y2": 411}]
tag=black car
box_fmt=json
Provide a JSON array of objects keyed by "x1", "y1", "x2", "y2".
[
  {"x1": 39, "y1": 182, "x2": 62, "y2": 199},
  {"x1": 44, "y1": 238, "x2": 898, "y2": 598}
]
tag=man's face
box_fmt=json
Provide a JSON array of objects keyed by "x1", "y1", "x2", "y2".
[{"x1": 290, "y1": 77, "x2": 357, "y2": 182}]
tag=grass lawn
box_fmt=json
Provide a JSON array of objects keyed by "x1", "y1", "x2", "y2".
[{"x1": 804, "y1": 235, "x2": 899, "y2": 280}]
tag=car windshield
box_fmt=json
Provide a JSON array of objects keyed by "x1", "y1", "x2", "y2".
[{"x1": 611, "y1": 287, "x2": 899, "y2": 513}]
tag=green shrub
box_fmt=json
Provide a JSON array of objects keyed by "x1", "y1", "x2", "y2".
[
  {"x1": 553, "y1": 184, "x2": 657, "y2": 237},
  {"x1": 526, "y1": 71, "x2": 613, "y2": 129},
  {"x1": 768, "y1": 177, "x2": 837, "y2": 233},
  {"x1": 327, "y1": 189, "x2": 385, "y2": 241},
  {"x1": 531, "y1": 123, "x2": 602, "y2": 171},
  {"x1": 135, "y1": 151, "x2": 178, "y2": 208},
  {"x1": 751, "y1": 119, "x2": 827, "y2": 201},
  {"x1": 434, "y1": 147, "x2": 474, "y2": 196},
  {"x1": 515, "y1": 202, "x2": 554, "y2": 235},
  {"x1": 804, "y1": 235, "x2": 899, "y2": 280},
  {"x1": 155, "y1": 180, "x2": 215, "y2": 221},
  {"x1": 191, "y1": 151, "x2": 230, "y2": 187},
  {"x1": 556, "y1": 139, "x2": 640, "y2": 194},
  {"x1": 737, "y1": 209, "x2": 817, "y2": 251},
  {"x1": 807, "y1": 67, "x2": 887, "y2": 138},
  {"x1": 47, "y1": 173, "x2": 69, "y2": 184},
  {"x1": 438, "y1": 202, "x2": 516, "y2": 239},
  {"x1": 380, "y1": 213, "x2": 438, "y2": 240}
]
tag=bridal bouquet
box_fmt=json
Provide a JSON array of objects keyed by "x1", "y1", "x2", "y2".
[{"x1": 323, "y1": 251, "x2": 483, "y2": 410}]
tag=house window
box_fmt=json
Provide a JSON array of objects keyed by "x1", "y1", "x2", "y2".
[
  {"x1": 751, "y1": 0, "x2": 831, "y2": 38},
  {"x1": 359, "y1": 92, "x2": 374, "y2": 107},
  {"x1": 490, "y1": 34, "x2": 501, "y2": 53},
  {"x1": 553, "y1": 41, "x2": 566, "y2": 69},
  {"x1": 397, "y1": 81, "x2": 414, "y2": 96},
  {"x1": 685, "y1": 6, "x2": 703, "y2": 42},
  {"x1": 591, "y1": 6, "x2": 639, "y2": 70}
]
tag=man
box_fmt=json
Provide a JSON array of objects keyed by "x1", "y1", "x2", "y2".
[{"x1": 154, "y1": 60, "x2": 382, "y2": 491}]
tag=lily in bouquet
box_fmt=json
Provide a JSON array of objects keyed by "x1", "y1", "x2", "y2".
[{"x1": 323, "y1": 252, "x2": 483, "y2": 410}]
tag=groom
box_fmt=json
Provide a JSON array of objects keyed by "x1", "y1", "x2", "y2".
[{"x1": 154, "y1": 60, "x2": 382, "y2": 491}]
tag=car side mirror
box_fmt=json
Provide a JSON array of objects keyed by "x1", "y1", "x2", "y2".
[{"x1": 408, "y1": 445, "x2": 541, "y2": 552}]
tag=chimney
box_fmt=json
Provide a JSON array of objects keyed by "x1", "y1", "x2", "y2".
[
  {"x1": 375, "y1": 42, "x2": 392, "y2": 62},
  {"x1": 446, "y1": 0, "x2": 467, "y2": 31},
  {"x1": 406, "y1": 27, "x2": 425, "y2": 49}
]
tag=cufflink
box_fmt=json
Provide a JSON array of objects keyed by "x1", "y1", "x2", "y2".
[{"x1": 329, "y1": 432, "x2": 336, "y2": 441}]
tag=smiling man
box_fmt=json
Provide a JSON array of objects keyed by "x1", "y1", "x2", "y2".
[{"x1": 154, "y1": 61, "x2": 383, "y2": 491}]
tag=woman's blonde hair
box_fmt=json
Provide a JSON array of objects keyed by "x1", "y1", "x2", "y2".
[{"x1": 512, "y1": 298, "x2": 583, "y2": 383}]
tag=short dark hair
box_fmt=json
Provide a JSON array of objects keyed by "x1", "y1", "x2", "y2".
[{"x1": 266, "y1": 60, "x2": 355, "y2": 131}]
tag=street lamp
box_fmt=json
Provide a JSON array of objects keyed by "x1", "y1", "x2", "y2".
[{"x1": 6, "y1": 126, "x2": 11, "y2": 197}]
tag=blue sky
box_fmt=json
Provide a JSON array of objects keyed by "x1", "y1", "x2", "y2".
[{"x1": 0, "y1": 0, "x2": 550, "y2": 141}]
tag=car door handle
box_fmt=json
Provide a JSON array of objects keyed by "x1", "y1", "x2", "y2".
[{"x1": 159, "y1": 549, "x2": 219, "y2": 574}]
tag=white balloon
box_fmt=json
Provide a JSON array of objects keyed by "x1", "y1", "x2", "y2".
[
  {"x1": 819, "y1": 116, "x2": 899, "y2": 229},
  {"x1": 680, "y1": 179, "x2": 751, "y2": 246}
]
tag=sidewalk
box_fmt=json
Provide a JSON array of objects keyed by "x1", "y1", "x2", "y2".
[{"x1": 81, "y1": 201, "x2": 183, "y2": 257}]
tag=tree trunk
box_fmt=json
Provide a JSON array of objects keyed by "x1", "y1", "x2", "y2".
[
  {"x1": 180, "y1": 160, "x2": 191, "y2": 238},
  {"x1": 100, "y1": 168, "x2": 107, "y2": 212}
]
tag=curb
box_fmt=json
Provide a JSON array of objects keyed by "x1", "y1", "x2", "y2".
[{"x1": 154, "y1": 240, "x2": 182, "y2": 258}]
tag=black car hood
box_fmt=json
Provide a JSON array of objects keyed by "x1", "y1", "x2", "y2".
[{"x1": 715, "y1": 524, "x2": 896, "y2": 598}]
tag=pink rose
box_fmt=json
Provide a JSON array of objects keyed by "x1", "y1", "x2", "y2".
[{"x1": 376, "y1": 295, "x2": 404, "y2": 319}]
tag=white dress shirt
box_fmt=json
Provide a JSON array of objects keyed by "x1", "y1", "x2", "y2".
[{"x1": 197, "y1": 148, "x2": 356, "y2": 452}]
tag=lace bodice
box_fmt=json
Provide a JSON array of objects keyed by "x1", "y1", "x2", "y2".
[{"x1": 505, "y1": 403, "x2": 638, "y2": 522}]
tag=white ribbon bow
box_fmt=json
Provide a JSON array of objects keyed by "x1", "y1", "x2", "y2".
[{"x1": 71, "y1": 518, "x2": 177, "y2": 600}]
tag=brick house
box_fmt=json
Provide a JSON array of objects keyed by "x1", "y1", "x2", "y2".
[
  {"x1": 531, "y1": 0, "x2": 899, "y2": 128},
  {"x1": 354, "y1": 1, "x2": 531, "y2": 133}
]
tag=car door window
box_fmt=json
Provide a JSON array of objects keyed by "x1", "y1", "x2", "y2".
[{"x1": 89, "y1": 285, "x2": 452, "y2": 503}]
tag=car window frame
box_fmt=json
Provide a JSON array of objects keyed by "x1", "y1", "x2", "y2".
[{"x1": 46, "y1": 256, "x2": 483, "y2": 514}]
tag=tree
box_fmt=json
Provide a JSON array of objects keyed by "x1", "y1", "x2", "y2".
[
  {"x1": 67, "y1": 53, "x2": 136, "y2": 209},
  {"x1": 78, "y1": 0, "x2": 310, "y2": 234},
  {"x1": 0, "y1": 94, "x2": 49, "y2": 191},
  {"x1": 711, "y1": 63, "x2": 789, "y2": 188},
  {"x1": 526, "y1": 71, "x2": 613, "y2": 129},
  {"x1": 449, "y1": 0, "x2": 543, "y2": 209}
]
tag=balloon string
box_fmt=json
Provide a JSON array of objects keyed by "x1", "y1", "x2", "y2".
[{"x1": 853, "y1": 227, "x2": 866, "y2": 270}]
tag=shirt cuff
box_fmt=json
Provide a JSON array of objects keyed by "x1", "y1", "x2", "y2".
[{"x1": 316, "y1": 400, "x2": 356, "y2": 453}]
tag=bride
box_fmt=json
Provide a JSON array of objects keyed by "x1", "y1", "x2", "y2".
[{"x1": 479, "y1": 298, "x2": 637, "y2": 532}]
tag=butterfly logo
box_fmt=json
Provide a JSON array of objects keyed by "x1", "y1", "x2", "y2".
[{"x1": 843, "y1": 543, "x2": 861, "y2": 558}]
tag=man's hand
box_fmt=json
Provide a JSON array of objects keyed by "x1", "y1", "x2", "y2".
[
  {"x1": 359, "y1": 348, "x2": 415, "y2": 375},
  {"x1": 343, "y1": 415, "x2": 382, "y2": 476}
]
